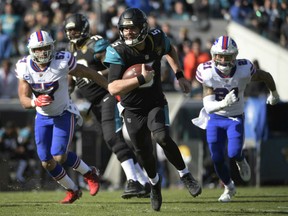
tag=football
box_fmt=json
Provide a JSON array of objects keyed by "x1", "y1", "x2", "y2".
[{"x1": 122, "y1": 64, "x2": 153, "y2": 79}]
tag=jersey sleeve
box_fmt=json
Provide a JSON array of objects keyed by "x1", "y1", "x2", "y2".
[
  {"x1": 248, "y1": 59, "x2": 256, "y2": 76},
  {"x1": 93, "y1": 37, "x2": 110, "y2": 54},
  {"x1": 196, "y1": 61, "x2": 213, "y2": 87},
  {"x1": 66, "y1": 51, "x2": 77, "y2": 71},
  {"x1": 103, "y1": 46, "x2": 124, "y2": 67},
  {"x1": 15, "y1": 57, "x2": 28, "y2": 80}
]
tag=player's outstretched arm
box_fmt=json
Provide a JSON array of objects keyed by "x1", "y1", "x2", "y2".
[
  {"x1": 251, "y1": 69, "x2": 280, "y2": 105},
  {"x1": 70, "y1": 64, "x2": 108, "y2": 90},
  {"x1": 165, "y1": 45, "x2": 191, "y2": 94}
]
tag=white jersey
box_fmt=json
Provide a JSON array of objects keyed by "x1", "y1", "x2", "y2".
[
  {"x1": 196, "y1": 59, "x2": 256, "y2": 117},
  {"x1": 15, "y1": 51, "x2": 78, "y2": 117}
]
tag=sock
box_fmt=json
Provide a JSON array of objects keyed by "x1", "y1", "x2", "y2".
[
  {"x1": 149, "y1": 173, "x2": 159, "y2": 185},
  {"x1": 73, "y1": 160, "x2": 91, "y2": 175},
  {"x1": 49, "y1": 164, "x2": 78, "y2": 191},
  {"x1": 178, "y1": 166, "x2": 189, "y2": 177},
  {"x1": 64, "y1": 152, "x2": 90, "y2": 175},
  {"x1": 121, "y1": 158, "x2": 137, "y2": 181},
  {"x1": 134, "y1": 162, "x2": 149, "y2": 185}
]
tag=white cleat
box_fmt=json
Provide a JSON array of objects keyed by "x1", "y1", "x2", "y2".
[
  {"x1": 236, "y1": 158, "x2": 251, "y2": 182},
  {"x1": 218, "y1": 181, "x2": 236, "y2": 202}
]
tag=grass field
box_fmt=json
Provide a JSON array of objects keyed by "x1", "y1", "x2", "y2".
[{"x1": 0, "y1": 187, "x2": 287, "y2": 216}]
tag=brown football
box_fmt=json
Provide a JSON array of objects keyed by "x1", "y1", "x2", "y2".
[{"x1": 122, "y1": 64, "x2": 153, "y2": 79}]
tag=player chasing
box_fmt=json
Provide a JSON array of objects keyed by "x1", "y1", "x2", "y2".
[
  {"x1": 104, "y1": 8, "x2": 201, "y2": 211},
  {"x1": 193, "y1": 35, "x2": 280, "y2": 202},
  {"x1": 15, "y1": 30, "x2": 108, "y2": 204}
]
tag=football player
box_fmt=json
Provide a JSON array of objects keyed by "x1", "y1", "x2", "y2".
[
  {"x1": 104, "y1": 8, "x2": 202, "y2": 211},
  {"x1": 15, "y1": 30, "x2": 107, "y2": 204},
  {"x1": 194, "y1": 35, "x2": 280, "y2": 202},
  {"x1": 64, "y1": 13, "x2": 150, "y2": 198}
]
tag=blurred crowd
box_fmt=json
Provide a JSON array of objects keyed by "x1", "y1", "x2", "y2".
[
  {"x1": 0, "y1": 0, "x2": 287, "y2": 187},
  {"x1": 0, "y1": 121, "x2": 39, "y2": 185},
  {"x1": 0, "y1": 0, "x2": 287, "y2": 99}
]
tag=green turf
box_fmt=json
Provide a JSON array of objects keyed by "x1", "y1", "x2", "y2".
[{"x1": 0, "y1": 187, "x2": 287, "y2": 216}]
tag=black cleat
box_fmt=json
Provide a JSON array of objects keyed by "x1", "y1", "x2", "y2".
[
  {"x1": 121, "y1": 180, "x2": 146, "y2": 199},
  {"x1": 150, "y1": 176, "x2": 162, "y2": 211},
  {"x1": 180, "y1": 173, "x2": 202, "y2": 197},
  {"x1": 138, "y1": 182, "x2": 151, "y2": 198}
]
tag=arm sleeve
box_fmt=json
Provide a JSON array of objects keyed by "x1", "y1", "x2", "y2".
[
  {"x1": 203, "y1": 94, "x2": 225, "y2": 114},
  {"x1": 108, "y1": 63, "x2": 124, "y2": 83}
]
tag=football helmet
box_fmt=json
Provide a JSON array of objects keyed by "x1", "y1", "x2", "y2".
[
  {"x1": 27, "y1": 30, "x2": 55, "y2": 64},
  {"x1": 64, "y1": 13, "x2": 90, "y2": 44},
  {"x1": 210, "y1": 36, "x2": 238, "y2": 75},
  {"x1": 118, "y1": 8, "x2": 149, "y2": 46}
]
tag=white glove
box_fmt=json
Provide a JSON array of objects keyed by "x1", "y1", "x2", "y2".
[
  {"x1": 266, "y1": 90, "x2": 280, "y2": 105},
  {"x1": 220, "y1": 90, "x2": 237, "y2": 108}
]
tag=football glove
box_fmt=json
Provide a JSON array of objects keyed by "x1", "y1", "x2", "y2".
[
  {"x1": 266, "y1": 90, "x2": 280, "y2": 105},
  {"x1": 220, "y1": 89, "x2": 237, "y2": 108},
  {"x1": 32, "y1": 94, "x2": 53, "y2": 107}
]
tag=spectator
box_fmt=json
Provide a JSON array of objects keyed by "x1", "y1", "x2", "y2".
[
  {"x1": 193, "y1": 0, "x2": 211, "y2": 31},
  {"x1": 14, "y1": 125, "x2": 36, "y2": 183},
  {"x1": 0, "y1": 21, "x2": 12, "y2": 64},
  {"x1": 183, "y1": 37, "x2": 210, "y2": 98},
  {"x1": 0, "y1": 2, "x2": 22, "y2": 56},
  {"x1": 280, "y1": 14, "x2": 288, "y2": 49},
  {"x1": 147, "y1": 13, "x2": 161, "y2": 30},
  {"x1": 267, "y1": 1, "x2": 282, "y2": 43},
  {"x1": 161, "y1": 22, "x2": 176, "y2": 45},
  {"x1": 107, "y1": 5, "x2": 127, "y2": 42},
  {"x1": 0, "y1": 59, "x2": 18, "y2": 99},
  {"x1": 248, "y1": 1, "x2": 269, "y2": 37},
  {"x1": 229, "y1": 0, "x2": 253, "y2": 25},
  {"x1": 209, "y1": 0, "x2": 231, "y2": 18},
  {"x1": 176, "y1": 27, "x2": 192, "y2": 67},
  {"x1": 171, "y1": 1, "x2": 190, "y2": 20},
  {"x1": 125, "y1": 0, "x2": 152, "y2": 14},
  {"x1": 0, "y1": 121, "x2": 18, "y2": 159}
]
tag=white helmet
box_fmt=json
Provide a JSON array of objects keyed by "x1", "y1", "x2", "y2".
[
  {"x1": 27, "y1": 30, "x2": 55, "y2": 64},
  {"x1": 210, "y1": 36, "x2": 238, "y2": 75}
]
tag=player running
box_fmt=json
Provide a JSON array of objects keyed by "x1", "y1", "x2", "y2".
[
  {"x1": 64, "y1": 13, "x2": 150, "y2": 198},
  {"x1": 104, "y1": 8, "x2": 202, "y2": 211},
  {"x1": 15, "y1": 30, "x2": 107, "y2": 204},
  {"x1": 194, "y1": 35, "x2": 280, "y2": 202}
]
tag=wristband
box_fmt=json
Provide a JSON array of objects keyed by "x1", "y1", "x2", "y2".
[
  {"x1": 175, "y1": 70, "x2": 184, "y2": 80},
  {"x1": 137, "y1": 74, "x2": 146, "y2": 86}
]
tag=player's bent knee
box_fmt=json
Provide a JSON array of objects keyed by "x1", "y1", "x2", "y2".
[
  {"x1": 53, "y1": 154, "x2": 67, "y2": 164},
  {"x1": 153, "y1": 130, "x2": 169, "y2": 145},
  {"x1": 41, "y1": 159, "x2": 57, "y2": 171}
]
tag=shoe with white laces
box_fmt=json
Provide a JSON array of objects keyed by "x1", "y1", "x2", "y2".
[
  {"x1": 218, "y1": 181, "x2": 236, "y2": 202},
  {"x1": 236, "y1": 158, "x2": 251, "y2": 182}
]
